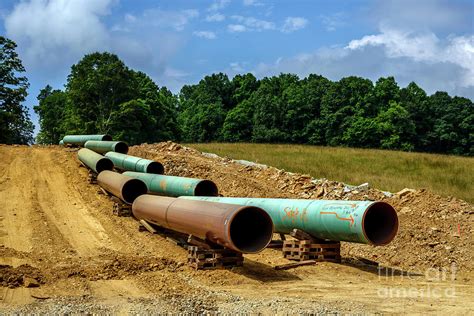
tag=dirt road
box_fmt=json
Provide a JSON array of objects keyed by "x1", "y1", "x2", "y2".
[{"x1": 1, "y1": 145, "x2": 473, "y2": 314}]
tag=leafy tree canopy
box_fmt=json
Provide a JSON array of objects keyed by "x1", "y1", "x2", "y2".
[
  {"x1": 0, "y1": 36, "x2": 33, "y2": 144},
  {"x1": 34, "y1": 51, "x2": 473, "y2": 156}
]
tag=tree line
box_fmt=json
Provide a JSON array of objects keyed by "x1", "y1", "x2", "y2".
[
  {"x1": 178, "y1": 73, "x2": 473, "y2": 155},
  {"x1": 1, "y1": 36, "x2": 472, "y2": 155}
]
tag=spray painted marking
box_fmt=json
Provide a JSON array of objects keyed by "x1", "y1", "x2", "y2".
[
  {"x1": 320, "y1": 211, "x2": 355, "y2": 227},
  {"x1": 283, "y1": 208, "x2": 298, "y2": 223},
  {"x1": 322, "y1": 203, "x2": 357, "y2": 209},
  {"x1": 160, "y1": 180, "x2": 167, "y2": 191}
]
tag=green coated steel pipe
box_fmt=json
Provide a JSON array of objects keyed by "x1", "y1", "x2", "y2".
[
  {"x1": 62, "y1": 134, "x2": 112, "y2": 146},
  {"x1": 105, "y1": 152, "x2": 164, "y2": 174},
  {"x1": 59, "y1": 140, "x2": 64, "y2": 146},
  {"x1": 123, "y1": 172, "x2": 218, "y2": 197},
  {"x1": 180, "y1": 197, "x2": 398, "y2": 246},
  {"x1": 77, "y1": 148, "x2": 114, "y2": 173},
  {"x1": 84, "y1": 140, "x2": 129, "y2": 154}
]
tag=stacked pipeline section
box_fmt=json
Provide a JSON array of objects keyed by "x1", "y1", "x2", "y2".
[{"x1": 64, "y1": 134, "x2": 399, "y2": 267}]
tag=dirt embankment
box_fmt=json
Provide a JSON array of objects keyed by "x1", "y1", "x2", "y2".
[
  {"x1": 130, "y1": 142, "x2": 474, "y2": 274},
  {"x1": 0, "y1": 143, "x2": 473, "y2": 314}
]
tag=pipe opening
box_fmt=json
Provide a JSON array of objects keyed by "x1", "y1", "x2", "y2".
[
  {"x1": 114, "y1": 142, "x2": 129, "y2": 154},
  {"x1": 101, "y1": 135, "x2": 113, "y2": 141},
  {"x1": 146, "y1": 162, "x2": 164, "y2": 174},
  {"x1": 96, "y1": 158, "x2": 114, "y2": 173},
  {"x1": 194, "y1": 180, "x2": 218, "y2": 196},
  {"x1": 122, "y1": 179, "x2": 148, "y2": 204},
  {"x1": 363, "y1": 202, "x2": 399, "y2": 246},
  {"x1": 229, "y1": 207, "x2": 273, "y2": 253}
]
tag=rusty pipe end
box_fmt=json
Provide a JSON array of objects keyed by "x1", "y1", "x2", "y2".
[
  {"x1": 227, "y1": 206, "x2": 273, "y2": 253},
  {"x1": 194, "y1": 180, "x2": 219, "y2": 196},
  {"x1": 146, "y1": 162, "x2": 164, "y2": 174},
  {"x1": 114, "y1": 142, "x2": 129, "y2": 154},
  {"x1": 122, "y1": 178, "x2": 148, "y2": 204},
  {"x1": 362, "y1": 202, "x2": 399, "y2": 246},
  {"x1": 96, "y1": 158, "x2": 114, "y2": 173}
]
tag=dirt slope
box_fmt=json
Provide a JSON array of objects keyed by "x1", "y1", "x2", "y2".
[{"x1": 1, "y1": 144, "x2": 473, "y2": 314}]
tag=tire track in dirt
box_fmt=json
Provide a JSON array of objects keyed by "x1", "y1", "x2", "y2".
[
  {"x1": 32, "y1": 148, "x2": 116, "y2": 257},
  {"x1": 0, "y1": 147, "x2": 34, "y2": 254}
]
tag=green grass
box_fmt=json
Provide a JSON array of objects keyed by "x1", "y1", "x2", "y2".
[{"x1": 186, "y1": 143, "x2": 474, "y2": 203}]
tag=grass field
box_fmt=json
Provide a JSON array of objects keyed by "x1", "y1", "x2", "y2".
[{"x1": 187, "y1": 143, "x2": 474, "y2": 203}]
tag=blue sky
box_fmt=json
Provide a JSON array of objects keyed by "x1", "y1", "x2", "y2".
[{"x1": 0, "y1": 0, "x2": 473, "y2": 134}]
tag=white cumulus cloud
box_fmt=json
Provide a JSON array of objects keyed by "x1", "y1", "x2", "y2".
[
  {"x1": 208, "y1": 0, "x2": 230, "y2": 12},
  {"x1": 141, "y1": 8, "x2": 199, "y2": 31},
  {"x1": 253, "y1": 28, "x2": 474, "y2": 99},
  {"x1": 205, "y1": 13, "x2": 225, "y2": 22},
  {"x1": 243, "y1": 0, "x2": 263, "y2": 6},
  {"x1": 320, "y1": 13, "x2": 345, "y2": 31},
  {"x1": 281, "y1": 17, "x2": 308, "y2": 33},
  {"x1": 5, "y1": 0, "x2": 112, "y2": 66},
  {"x1": 228, "y1": 24, "x2": 247, "y2": 32},
  {"x1": 193, "y1": 31, "x2": 217, "y2": 39},
  {"x1": 347, "y1": 28, "x2": 474, "y2": 87},
  {"x1": 230, "y1": 62, "x2": 245, "y2": 72},
  {"x1": 230, "y1": 15, "x2": 275, "y2": 32}
]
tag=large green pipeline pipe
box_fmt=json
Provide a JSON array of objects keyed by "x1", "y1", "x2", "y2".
[
  {"x1": 123, "y1": 172, "x2": 218, "y2": 197},
  {"x1": 62, "y1": 134, "x2": 112, "y2": 146},
  {"x1": 105, "y1": 152, "x2": 164, "y2": 174},
  {"x1": 84, "y1": 140, "x2": 129, "y2": 154},
  {"x1": 59, "y1": 140, "x2": 64, "y2": 146},
  {"x1": 181, "y1": 197, "x2": 398, "y2": 246},
  {"x1": 77, "y1": 148, "x2": 114, "y2": 173}
]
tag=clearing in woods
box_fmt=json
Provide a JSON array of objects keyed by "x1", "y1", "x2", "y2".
[{"x1": 0, "y1": 144, "x2": 473, "y2": 314}]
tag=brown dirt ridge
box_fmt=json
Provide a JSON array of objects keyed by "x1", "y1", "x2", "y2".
[{"x1": 0, "y1": 143, "x2": 473, "y2": 314}]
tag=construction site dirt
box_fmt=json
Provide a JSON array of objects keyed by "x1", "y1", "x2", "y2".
[{"x1": 0, "y1": 143, "x2": 473, "y2": 314}]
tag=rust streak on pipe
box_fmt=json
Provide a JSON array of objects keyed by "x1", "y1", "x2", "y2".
[{"x1": 132, "y1": 195, "x2": 274, "y2": 253}]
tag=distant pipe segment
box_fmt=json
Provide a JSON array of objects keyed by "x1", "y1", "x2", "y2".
[
  {"x1": 123, "y1": 172, "x2": 218, "y2": 197},
  {"x1": 97, "y1": 170, "x2": 147, "y2": 204},
  {"x1": 77, "y1": 148, "x2": 114, "y2": 174},
  {"x1": 132, "y1": 195, "x2": 273, "y2": 253},
  {"x1": 84, "y1": 140, "x2": 129, "y2": 154},
  {"x1": 180, "y1": 197, "x2": 398, "y2": 246},
  {"x1": 62, "y1": 134, "x2": 112, "y2": 146},
  {"x1": 105, "y1": 152, "x2": 164, "y2": 174}
]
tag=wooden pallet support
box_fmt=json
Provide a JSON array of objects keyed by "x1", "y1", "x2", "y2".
[
  {"x1": 267, "y1": 240, "x2": 284, "y2": 248},
  {"x1": 283, "y1": 239, "x2": 341, "y2": 263},
  {"x1": 290, "y1": 228, "x2": 316, "y2": 241},
  {"x1": 283, "y1": 229, "x2": 341, "y2": 263},
  {"x1": 187, "y1": 235, "x2": 214, "y2": 250},
  {"x1": 87, "y1": 170, "x2": 97, "y2": 184},
  {"x1": 187, "y1": 246, "x2": 243, "y2": 270},
  {"x1": 111, "y1": 196, "x2": 132, "y2": 217},
  {"x1": 139, "y1": 219, "x2": 158, "y2": 234}
]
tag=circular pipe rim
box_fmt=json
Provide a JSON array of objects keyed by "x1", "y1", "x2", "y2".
[
  {"x1": 96, "y1": 157, "x2": 114, "y2": 173},
  {"x1": 145, "y1": 162, "x2": 165, "y2": 174},
  {"x1": 121, "y1": 179, "x2": 148, "y2": 204},
  {"x1": 114, "y1": 142, "x2": 129, "y2": 154},
  {"x1": 361, "y1": 202, "x2": 399, "y2": 246},
  {"x1": 193, "y1": 180, "x2": 219, "y2": 196},
  {"x1": 225, "y1": 206, "x2": 273, "y2": 253}
]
